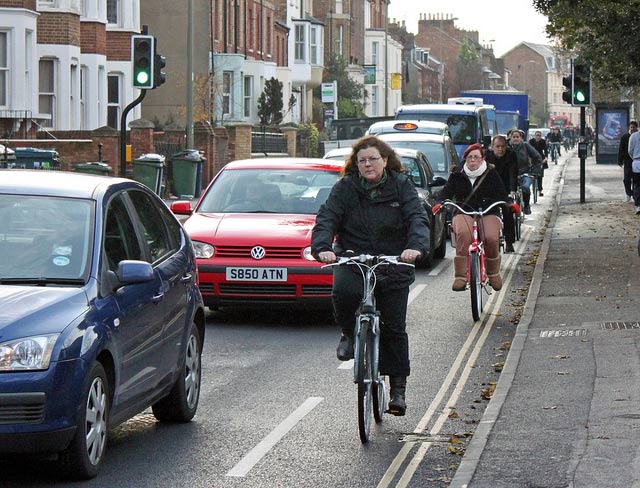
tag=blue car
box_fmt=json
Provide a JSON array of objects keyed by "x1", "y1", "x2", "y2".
[{"x1": 0, "y1": 170, "x2": 205, "y2": 479}]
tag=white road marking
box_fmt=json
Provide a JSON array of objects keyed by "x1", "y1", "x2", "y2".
[
  {"x1": 377, "y1": 226, "x2": 534, "y2": 487},
  {"x1": 226, "y1": 396, "x2": 324, "y2": 477},
  {"x1": 338, "y1": 359, "x2": 354, "y2": 370},
  {"x1": 427, "y1": 258, "x2": 449, "y2": 276}
]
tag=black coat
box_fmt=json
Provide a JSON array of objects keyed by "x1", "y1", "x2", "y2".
[
  {"x1": 311, "y1": 170, "x2": 429, "y2": 288},
  {"x1": 484, "y1": 148, "x2": 518, "y2": 193},
  {"x1": 436, "y1": 166, "x2": 508, "y2": 216}
]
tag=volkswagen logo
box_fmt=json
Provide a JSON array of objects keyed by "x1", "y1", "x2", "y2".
[{"x1": 250, "y1": 246, "x2": 266, "y2": 260}]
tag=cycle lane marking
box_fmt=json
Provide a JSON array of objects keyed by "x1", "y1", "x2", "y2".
[
  {"x1": 226, "y1": 396, "x2": 324, "y2": 477},
  {"x1": 376, "y1": 227, "x2": 534, "y2": 488}
]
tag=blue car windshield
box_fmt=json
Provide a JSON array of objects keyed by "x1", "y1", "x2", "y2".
[
  {"x1": 0, "y1": 195, "x2": 94, "y2": 282},
  {"x1": 197, "y1": 168, "x2": 340, "y2": 214}
]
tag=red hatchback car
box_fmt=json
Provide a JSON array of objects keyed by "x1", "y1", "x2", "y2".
[{"x1": 172, "y1": 158, "x2": 344, "y2": 310}]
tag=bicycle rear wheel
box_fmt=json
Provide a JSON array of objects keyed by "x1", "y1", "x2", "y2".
[
  {"x1": 356, "y1": 318, "x2": 373, "y2": 443},
  {"x1": 514, "y1": 212, "x2": 521, "y2": 241},
  {"x1": 532, "y1": 178, "x2": 538, "y2": 204},
  {"x1": 469, "y1": 252, "x2": 483, "y2": 322}
]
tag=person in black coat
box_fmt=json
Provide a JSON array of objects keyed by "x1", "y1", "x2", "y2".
[
  {"x1": 435, "y1": 143, "x2": 508, "y2": 292},
  {"x1": 618, "y1": 120, "x2": 638, "y2": 202},
  {"x1": 311, "y1": 135, "x2": 429, "y2": 416},
  {"x1": 529, "y1": 130, "x2": 548, "y2": 196},
  {"x1": 484, "y1": 135, "x2": 517, "y2": 253}
]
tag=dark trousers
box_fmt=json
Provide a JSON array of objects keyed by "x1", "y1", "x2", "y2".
[
  {"x1": 503, "y1": 206, "x2": 515, "y2": 244},
  {"x1": 633, "y1": 171, "x2": 640, "y2": 206},
  {"x1": 623, "y1": 162, "x2": 633, "y2": 197},
  {"x1": 332, "y1": 266, "x2": 410, "y2": 377}
]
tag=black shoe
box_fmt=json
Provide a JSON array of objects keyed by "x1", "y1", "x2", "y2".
[
  {"x1": 388, "y1": 376, "x2": 407, "y2": 416},
  {"x1": 539, "y1": 191, "x2": 544, "y2": 196},
  {"x1": 524, "y1": 205, "x2": 531, "y2": 215},
  {"x1": 505, "y1": 243, "x2": 515, "y2": 253},
  {"x1": 336, "y1": 334, "x2": 354, "y2": 361}
]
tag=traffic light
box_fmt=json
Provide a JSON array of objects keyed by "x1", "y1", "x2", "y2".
[
  {"x1": 562, "y1": 73, "x2": 573, "y2": 104},
  {"x1": 131, "y1": 35, "x2": 154, "y2": 89},
  {"x1": 572, "y1": 61, "x2": 591, "y2": 106},
  {"x1": 153, "y1": 43, "x2": 166, "y2": 89}
]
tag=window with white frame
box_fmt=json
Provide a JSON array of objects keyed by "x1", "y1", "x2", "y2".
[
  {"x1": 0, "y1": 32, "x2": 8, "y2": 106},
  {"x1": 80, "y1": 66, "x2": 87, "y2": 129},
  {"x1": 310, "y1": 26, "x2": 320, "y2": 64},
  {"x1": 39, "y1": 59, "x2": 56, "y2": 128},
  {"x1": 335, "y1": 0, "x2": 343, "y2": 14},
  {"x1": 107, "y1": 0, "x2": 119, "y2": 25},
  {"x1": 295, "y1": 24, "x2": 305, "y2": 62},
  {"x1": 243, "y1": 76, "x2": 252, "y2": 118},
  {"x1": 371, "y1": 86, "x2": 378, "y2": 116},
  {"x1": 70, "y1": 64, "x2": 77, "y2": 128},
  {"x1": 222, "y1": 71, "x2": 232, "y2": 115},
  {"x1": 372, "y1": 41, "x2": 379, "y2": 65},
  {"x1": 336, "y1": 25, "x2": 343, "y2": 58},
  {"x1": 107, "y1": 73, "x2": 121, "y2": 129},
  {"x1": 38, "y1": 0, "x2": 55, "y2": 6}
]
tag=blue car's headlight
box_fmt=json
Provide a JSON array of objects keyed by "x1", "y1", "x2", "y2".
[
  {"x1": 193, "y1": 241, "x2": 215, "y2": 259},
  {"x1": 0, "y1": 334, "x2": 59, "y2": 371}
]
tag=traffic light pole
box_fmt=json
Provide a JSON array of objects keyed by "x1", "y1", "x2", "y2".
[
  {"x1": 579, "y1": 106, "x2": 586, "y2": 203},
  {"x1": 119, "y1": 89, "x2": 146, "y2": 177}
]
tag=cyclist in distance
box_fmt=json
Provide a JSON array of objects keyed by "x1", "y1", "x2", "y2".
[
  {"x1": 528, "y1": 130, "x2": 549, "y2": 197},
  {"x1": 484, "y1": 135, "x2": 518, "y2": 253},
  {"x1": 311, "y1": 135, "x2": 429, "y2": 416},
  {"x1": 433, "y1": 143, "x2": 508, "y2": 292},
  {"x1": 508, "y1": 129, "x2": 542, "y2": 215},
  {"x1": 547, "y1": 126, "x2": 563, "y2": 158}
]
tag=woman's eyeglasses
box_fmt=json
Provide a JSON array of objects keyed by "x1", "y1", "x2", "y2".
[
  {"x1": 466, "y1": 154, "x2": 483, "y2": 160},
  {"x1": 357, "y1": 157, "x2": 382, "y2": 165}
]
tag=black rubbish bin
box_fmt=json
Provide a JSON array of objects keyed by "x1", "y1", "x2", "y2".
[
  {"x1": 74, "y1": 162, "x2": 113, "y2": 175},
  {"x1": 13, "y1": 147, "x2": 60, "y2": 169},
  {"x1": 171, "y1": 150, "x2": 205, "y2": 199},
  {"x1": 132, "y1": 153, "x2": 165, "y2": 195}
]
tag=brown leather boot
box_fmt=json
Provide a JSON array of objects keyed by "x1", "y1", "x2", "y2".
[
  {"x1": 485, "y1": 257, "x2": 502, "y2": 291},
  {"x1": 452, "y1": 256, "x2": 467, "y2": 291}
]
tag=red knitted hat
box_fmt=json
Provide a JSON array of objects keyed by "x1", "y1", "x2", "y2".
[{"x1": 463, "y1": 143, "x2": 483, "y2": 160}]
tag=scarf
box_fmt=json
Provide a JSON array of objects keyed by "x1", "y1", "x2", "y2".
[
  {"x1": 359, "y1": 170, "x2": 388, "y2": 200},
  {"x1": 463, "y1": 160, "x2": 487, "y2": 185}
]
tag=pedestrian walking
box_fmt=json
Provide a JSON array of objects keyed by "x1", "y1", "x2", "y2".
[
  {"x1": 627, "y1": 125, "x2": 640, "y2": 214},
  {"x1": 618, "y1": 120, "x2": 637, "y2": 203}
]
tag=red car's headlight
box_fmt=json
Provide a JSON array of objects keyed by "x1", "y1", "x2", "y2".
[{"x1": 193, "y1": 241, "x2": 215, "y2": 259}]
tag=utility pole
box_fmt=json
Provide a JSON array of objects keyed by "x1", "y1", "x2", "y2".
[{"x1": 186, "y1": 0, "x2": 194, "y2": 148}]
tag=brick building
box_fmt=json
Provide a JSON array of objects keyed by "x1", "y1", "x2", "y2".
[{"x1": 0, "y1": 0, "x2": 142, "y2": 135}]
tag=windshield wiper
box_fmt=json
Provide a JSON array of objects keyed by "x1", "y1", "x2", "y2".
[{"x1": 0, "y1": 277, "x2": 86, "y2": 286}]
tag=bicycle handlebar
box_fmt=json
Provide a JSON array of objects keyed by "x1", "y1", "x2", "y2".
[
  {"x1": 441, "y1": 200, "x2": 507, "y2": 217},
  {"x1": 321, "y1": 254, "x2": 414, "y2": 269}
]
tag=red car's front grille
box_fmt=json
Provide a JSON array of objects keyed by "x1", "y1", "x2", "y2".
[
  {"x1": 219, "y1": 283, "x2": 296, "y2": 295},
  {"x1": 215, "y1": 246, "x2": 302, "y2": 259},
  {"x1": 301, "y1": 284, "x2": 332, "y2": 295}
]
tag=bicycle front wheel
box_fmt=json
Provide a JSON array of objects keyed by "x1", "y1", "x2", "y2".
[
  {"x1": 356, "y1": 318, "x2": 373, "y2": 443},
  {"x1": 469, "y1": 252, "x2": 483, "y2": 322},
  {"x1": 532, "y1": 179, "x2": 538, "y2": 204}
]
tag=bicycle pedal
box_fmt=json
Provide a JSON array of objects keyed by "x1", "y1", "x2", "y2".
[{"x1": 386, "y1": 407, "x2": 406, "y2": 417}]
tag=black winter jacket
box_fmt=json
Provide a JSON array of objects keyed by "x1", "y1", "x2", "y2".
[
  {"x1": 436, "y1": 166, "x2": 508, "y2": 216},
  {"x1": 484, "y1": 148, "x2": 518, "y2": 193},
  {"x1": 311, "y1": 170, "x2": 429, "y2": 288}
]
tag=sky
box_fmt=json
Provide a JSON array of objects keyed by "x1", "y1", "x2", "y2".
[{"x1": 388, "y1": 1, "x2": 550, "y2": 58}]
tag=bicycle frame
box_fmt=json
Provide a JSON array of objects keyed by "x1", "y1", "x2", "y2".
[
  {"x1": 442, "y1": 200, "x2": 506, "y2": 321},
  {"x1": 323, "y1": 254, "x2": 412, "y2": 442}
]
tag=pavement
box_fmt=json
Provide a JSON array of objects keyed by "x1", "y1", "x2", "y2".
[{"x1": 451, "y1": 150, "x2": 640, "y2": 487}]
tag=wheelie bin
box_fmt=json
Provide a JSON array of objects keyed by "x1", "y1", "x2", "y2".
[
  {"x1": 74, "y1": 162, "x2": 113, "y2": 175},
  {"x1": 132, "y1": 153, "x2": 165, "y2": 195},
  {"x1": 171, "y1": 150, "x2": 205, "y2": 199}
]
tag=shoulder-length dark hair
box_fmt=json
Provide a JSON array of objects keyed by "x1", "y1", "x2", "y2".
[{"x1": 341, "y1": 135, "x2": 404, "y2": 176}]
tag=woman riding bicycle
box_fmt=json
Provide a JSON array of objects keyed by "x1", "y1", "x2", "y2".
[
  {"x1": 311, "y1": 135, "x2": 429, "y2": 416},
  {"x1": 434, "y1": 143, "x2": 508, "y2": 292}
]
